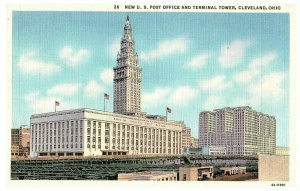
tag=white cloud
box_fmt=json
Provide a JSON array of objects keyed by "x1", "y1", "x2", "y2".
[
  {"x1": 142, "y1": 86, "x2": 197, "y2": 109},
  {"x1": 59, "y1": 46, "x2": 89, "y2": 66},
  {"x1": 168, "y1": 86, "x2": 197, "y2": 107},
  {"x1": 47, "y1": 83, "x2": 81, "y2": 96},
  {"x1": 234, "y1": 52, "x2": 277, "y2": 84},
  {"x1": 186, "y1": 53, "x2": 211, "y2": 69},
  {"x1": 234, "y1": 70, "x2": 259, "y2": 84},
  {"x1": 84, "y1": 80, "x2": 103, "y2": 99},
  {"x1": 109, "y1": 38, "x2": 120, "y2": 57},
  {"x1": 100, "y1": 68, "x2": 114, "y2": 84},
  {"x1": 24, "y1": 91, "x2": 77, "y2": 114},
  {"x1": 218, "y1": 40, "x2": 251, "y2": 68},
  {"x1": 200, "y1": 75, "x2": 232, "y2": 92},
  {"x1": 248, "y1": 72, "x2": 286, "y2": 102},
  {"x1": 140, "y1": 37, "x2": 188, "y2": 62},
  {"x1": 142, "y1": 87, "x2": 171, "y2": 109},
  {"x1": 203, "y1": 95, "x2": 225, "y2": 111},
  {"x1": 18, "y1": 52, "x2": 60, "y2": 75},
  {"x1": 249, "y1": 52, "x2": 277, "y2": 70}
]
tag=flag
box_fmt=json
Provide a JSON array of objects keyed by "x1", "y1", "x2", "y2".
[
  {"x1": 104, "y1": 93, "x2": 109, "y2": 100},
  {"x1": 55, "y1": 101, "x2": 60, "y2": 106},
  {"x1": 166, "y1": 107, "x2": 172, "y2": 113}
]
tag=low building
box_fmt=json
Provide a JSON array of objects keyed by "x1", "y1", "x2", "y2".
[
  {"x1": 183, "y1": 147, "x2": 203, "y2": 155},
  {"x1": 202, "y1": 146, "x2": 226, "y2": 155},
  {"x1": 118, "y1": 171, "x2": 177, "y2": 181},
  {"x1": 276, "y1": 147, "x2": 289, "y2": 156},
  {"x1": 220, "y1": 167, "x2": 246, "y2": 175},
  {"x1": 190, "y1": 137, "x2": 198, "y2": 148},
  {"x1": 183, "y1": 146, "x2": 226, "y2": 156},
  {"x1": 30, "y1": 109, "x2": 184, "y2": 157},
  {"x1": 11, "y1": 144, "x2": 19, "y2": 159},
  {"x1": 179, "y1": 166, "x2": 213, "y2": 181}
]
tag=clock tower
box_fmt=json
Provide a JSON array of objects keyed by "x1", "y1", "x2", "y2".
[{"x1": 113, "y1": 16, "x2": 142, "y2": 115}]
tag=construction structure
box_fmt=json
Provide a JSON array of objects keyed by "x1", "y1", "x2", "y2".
[{"x1": 11, "y1": 155, "x2": 258, "y2": 180}]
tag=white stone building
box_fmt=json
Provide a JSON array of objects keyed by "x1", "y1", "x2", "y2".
[{"x1": 30, "y1": 109, "x2": 183, "y2": 157}]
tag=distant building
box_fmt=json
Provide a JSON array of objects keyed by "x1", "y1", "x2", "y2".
[
  {"x1": 182, "y1": 127, "x2": 191, "y2": 149},
  {"x1": 199, "y1": 106, "x2": 276, "y2": 156},
  {"x1": 276, "y1": 147, "x2": 289, "y2": 156},
  {"x1": 11, "y1": 144, "x2": 19, "y2": 159},
  {"x1": 118, "y1": 171, "x2": 177, "y2": 181},
  {"x1": 179, "y1": 166, "x2": 213, "y2": 181},
  {"x1": 11, "y1": 125, "x2": 30, "y2": 158},
  {"x1": 190, "y1": 137, "x2": 198, "y2": 148},
  {"x1": 220, "y1": 167, "x2": 246, "y2": 175},
  {"x1": 202, "y1": 146, "x2": 226, "y2": 155},
  {"x1": 183, "y1": 146, "x2": 226, "y2": 156}
]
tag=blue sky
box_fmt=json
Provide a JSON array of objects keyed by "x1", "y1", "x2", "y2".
[{"x1": 12, "y1": 12, "x2": 289, "y2": 146}]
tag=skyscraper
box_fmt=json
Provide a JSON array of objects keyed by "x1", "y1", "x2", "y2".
[
  {"x1": 113, "y1": 16, "x2": 142, "y2": 115},
  {"x1": 199, "y1": 106, "x2": 276, "y2": 156}
]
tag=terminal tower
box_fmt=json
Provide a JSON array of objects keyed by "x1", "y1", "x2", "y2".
[{"x1": 113, "y1": 16, "x2": 142, "y2": 115}]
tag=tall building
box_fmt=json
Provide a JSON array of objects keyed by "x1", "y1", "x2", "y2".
[
  {"x1": 30, "y1": 16, "x2": 185, "y2": 158},
  {"x1": 199, "y1": 106, "x2": 276, "y2": 156},
  {"x1": 113, "y1": 16, "x2": 142, "y2": 115},
  {"x1": 182, "y1": 127, "x2": 191, "y2": 149},
  {"x1": 11, "y1": 125, "x2": 30, "y2": 158}
]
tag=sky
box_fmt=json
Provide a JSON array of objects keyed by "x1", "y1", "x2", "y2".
[{"x1": 12, "y1": 11, "x2": 289, "y2": 146}]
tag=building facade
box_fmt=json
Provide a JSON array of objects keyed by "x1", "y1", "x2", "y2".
[
  {"x1": 182, "y1": 127, "x2": 191, "y2": 149},
  {"x1": 30, "y1": 109, "x2": 183, "y2": 157},
  {"x1": 190, "y1": 137, "x2": 199, "y2": 148},
  {"x1": 183, "y1": 146, "x2": 226, "y2": 156},
  {"x1": 276, "y1": 147, "x2": 289, "y2": 156},
  {"x1": 11, "y1": 125, "x2": 30, "y2": 158},
  {"x1": 113, "y1": 16, "x2": 142, "y2": 115},
  {"x1": 199, "y1": 106, "x2": 276, "y2": 156},
  {"x1": 118, "y1": 171, "x2": 177, "y2": 181},
  {"x1": 179, "y1": 166, "x2": 213, "y2": 181}
]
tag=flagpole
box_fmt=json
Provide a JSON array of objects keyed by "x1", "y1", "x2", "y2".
[
  {"x1": 166, "y1": 107, "x2": 167, "y2": 122},
  {"x1": 55, "y1": 104, "x2": 56, "y2": 112},
  {"x1": 104, "y1": 96, "x2": 105, "y2": 112}
]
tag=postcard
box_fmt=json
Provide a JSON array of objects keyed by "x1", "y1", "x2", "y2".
[{"x1": 5, "y1": 2, "x2": 297, "y2": 190}]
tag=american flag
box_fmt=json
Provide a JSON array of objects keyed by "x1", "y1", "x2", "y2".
[
  {"x1": 104, "y1": 93, "x2": 109, "y2": 100},
  {"x1": 55, "y1": 101, "x2": 60, "y2": 106},
  {"x1": 166, "y1": 107, "x2": 172, "y2": 113}
]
